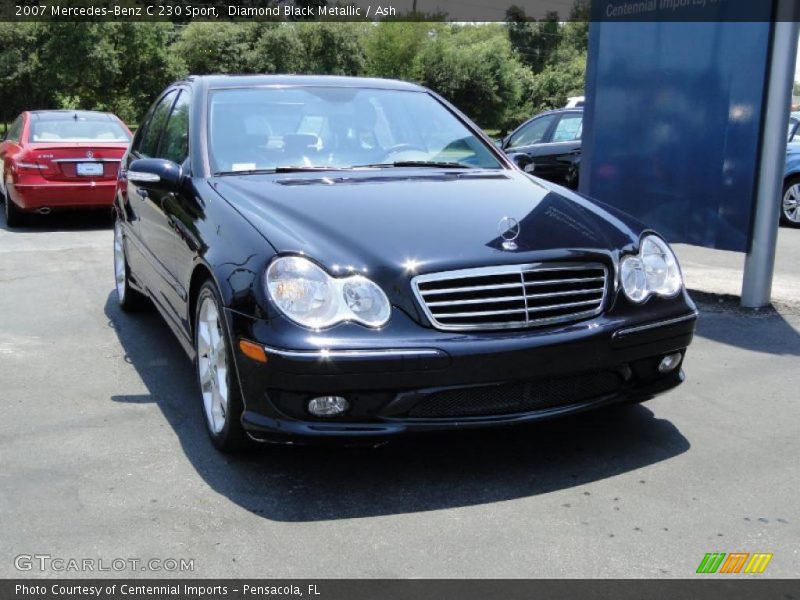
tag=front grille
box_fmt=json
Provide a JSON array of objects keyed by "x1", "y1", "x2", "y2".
[
  {"x1": 407, "y1": 371, "x2": 623, "y2": 418},
  {"x1": 413, "y1": 262, "x2": 608, "y2": 331}
]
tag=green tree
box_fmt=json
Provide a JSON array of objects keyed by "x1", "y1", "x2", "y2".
[
  {"x1": 0, "y1": 23, "x2": 48, "y2": 123},
  {"x1": 526, "y1": 51, "x2": 587, "y2": 114},
  {"x1": 416, "y1": 26, "x2": 527, "y2": 132},
  {"x1": 30, "y1": 22, "x2": 183, "y2": 124},
  {"x1": 295, "y1": 22, "x2": 369, "y2": 75},
  {"x1": 506, "y1": 7, "x2": 562, "y2": 73},
  {"x1": 252, "y1": 24, "x2": 308, "y2": 74},
  {"x1": 175, "y1": 22, "x2": 262, "y2": 74},
  {"x1": 365, "y1": 22, "x2": 430, "y2": 80}
]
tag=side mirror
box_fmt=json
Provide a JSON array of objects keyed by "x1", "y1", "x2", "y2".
[
  {"x1": 507, "y1": 153, "x2": 535, "y2": 173},
  {"x1": 127, "y1": 158, "x2": 182, "y2": 191}
]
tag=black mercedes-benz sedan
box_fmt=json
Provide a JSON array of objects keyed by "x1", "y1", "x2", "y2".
[{"x1": 113, "y1": 75, "x2": 697, "y2": 452}]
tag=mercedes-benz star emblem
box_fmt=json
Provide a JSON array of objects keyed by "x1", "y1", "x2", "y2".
[
  {"x1": 498, "y1": 217, "x2": 520, "y2": 251},
  {"x1": 86, "y1": 150, "x2": 94, "y2": 158}
]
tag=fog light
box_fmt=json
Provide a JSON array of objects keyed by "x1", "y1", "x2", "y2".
[
  {"x1": 658, "y1": 353, "x2": 683, "y2": 373},
  {"x1": 308, "y1": 396, "x2": 349, "y2": 417}
]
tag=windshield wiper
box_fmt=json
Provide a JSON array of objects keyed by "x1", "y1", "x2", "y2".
[
  {"x1": 214, "y1": 166, "x2": 357, "y2": 176},
  {"x1": 213, "y1": 169, "x2": 277, "y2": 176},
  {"x1": 355, "y1": 160, "x2": 476, "y2": 169},
  {"x1": 274, "y1": 165, "x2": 355, "y2": 173},
  {"x1": 214, "y1": 162, "x2": 476, "y2": 176}
]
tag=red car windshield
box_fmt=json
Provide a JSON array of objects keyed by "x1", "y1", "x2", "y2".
[{"x1": 29, "y1": 117, "x2": 130, "y2": 143}]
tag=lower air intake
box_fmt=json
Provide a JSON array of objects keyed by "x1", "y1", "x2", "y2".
[{"x1": 407, "y1": 371, "x2": 624, "y2": 418}]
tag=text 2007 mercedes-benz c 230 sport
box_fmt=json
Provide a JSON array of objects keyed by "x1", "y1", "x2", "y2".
[{"x1": 113, "y1": 75, "x2": 697, "y2": 452}]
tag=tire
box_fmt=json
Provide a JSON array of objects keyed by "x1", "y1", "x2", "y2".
[
  {"x1": 781, "y1": 177, "x2": 800, "y2": 227},
  {"x1": 194, "y1": 281, "x2": 249, "y2": 452},
  {"x1": 3, "y1": 191, "x2": 24, "y2": 228},
  {"x1": 113, "y1": 217, "x2": 149, "y2": 312}
]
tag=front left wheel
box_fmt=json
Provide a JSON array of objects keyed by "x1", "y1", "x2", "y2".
[{"x1": 195, "y1": 281, "x2": 249, "y2": 452}]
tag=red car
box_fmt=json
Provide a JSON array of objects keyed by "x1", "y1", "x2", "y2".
[{"x1": 0, "y1": 110, "x2": 132, "y2": 226}]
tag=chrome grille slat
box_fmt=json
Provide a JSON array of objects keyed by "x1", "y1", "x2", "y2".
[
  {"x1": 420, "y1": 282, "x2": 522, "y2": 295},
  {"x1": 427, "y1": 295, "x2": 525, "y2": 307},
  {"x1": 525, "y1": 288, "x2": 604, "y2": 300},
  {"x1": 413, "y1": 262, "x2": 609, "y2": 331},
  {"x1": 433, "y1": 308, "x2": 528, "y2": 319},
  {"x1": 525, "y1": 299, "x2": 601, "y2": 313},
  {"x1": 524, "y1": 276, "x2": 605, "y2": 286}
]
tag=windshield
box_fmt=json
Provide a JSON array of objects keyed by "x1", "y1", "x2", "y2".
[
  {"x1": 207, "y1": 86, "x2": 502, "y2": 173},
  {"x1": 30, "y1": 116, "x2": 130, "y2": 143}
]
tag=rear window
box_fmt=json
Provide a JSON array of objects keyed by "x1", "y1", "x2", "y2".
[{"x1": 30, "y1": 117, "x2": 130, "y2": 143}]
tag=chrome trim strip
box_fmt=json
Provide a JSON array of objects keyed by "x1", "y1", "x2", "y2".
[
  {"x1": 51, "y1": 158, "x2": 121, "y2": 163},
  {"x1": 431, "y1": 307, "x2": 528, "y2": 319},
  {"x1": 427, "y1": 295, "x2": 523, "y2": 307},
  {"x1": 525, "y1": 287, "x2": 604, "y2": 300},
  {"x1": 526, "y1": 298, "x2": 600, "y2": 313},
  {"x1": 412, "y1": 262, "x2": 610, "y2": 332},
  {"x1": 423, "y1": 282, "x2": 521, "y2": 295},
  {"x1": 613, "y1": 311, "x2": 699, "y2": 339},
  {"x1": 127, "y1": 170, "x2": 161, "y2": 183},
  {"x1": 263, "y1": 346, "x2": 445, "y2": 359},
  {"x1": 524, "y1": 276, "x2": 605, "y2": 286}
]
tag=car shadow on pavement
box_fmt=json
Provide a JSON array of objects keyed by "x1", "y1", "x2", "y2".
[
  {"x1": 692, "y1": 295, "x2": 800, "y2": 356},
  {"x1": 0, "y1": 203, "x2": 112, "y2": 232},
  {"x1": 105, "y1": 292, "x2": 691, "y2": 523}
]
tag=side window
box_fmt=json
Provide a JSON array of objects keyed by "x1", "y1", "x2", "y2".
[
  {"x1": 158, "y1": 91, "x2": 190, "y2": 164},
  {"x1": 6, "y1": 116, "x2": 23, "y2": 143},
  {"x1": 507, "y1": 115, "x2": 555, "y2": 149},
  {"x1": 788, "y1": 119, "x2": 799, "y2": 143},
  {"x1": 137, "y1": 90, "x2": 177, "y2": 158},
  {"x1": 551, "y1": 114, "x2": 583, "y2": 143}
]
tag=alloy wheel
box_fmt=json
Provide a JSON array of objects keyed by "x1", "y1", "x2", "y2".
[
  {"x1": 113, "y1": 221, "x2": 127, "y2": 303},
  {"x1": 783, "y1": 183, "x2": 800, "y2": 224},
  {"x1": 196, "y1": 295, "x2": 229, "y2": 434}
]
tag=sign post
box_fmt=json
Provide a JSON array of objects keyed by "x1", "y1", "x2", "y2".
[{"x1": 741, "y1": 1, "x2": 800, "y2": 308}]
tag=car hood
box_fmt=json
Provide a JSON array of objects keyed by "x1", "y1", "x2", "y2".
[{"x1": 211, "y1": 169, "x2": 644, "y2": 280}]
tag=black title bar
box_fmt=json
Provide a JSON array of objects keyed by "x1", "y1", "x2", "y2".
[
  {"x1": 4, "y1": 579, "x2": 800, "y2": 600},
  {"x1": 2, "y1": 0, "x2": 799, "y2": 22}
]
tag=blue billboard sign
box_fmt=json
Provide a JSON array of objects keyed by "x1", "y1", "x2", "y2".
[{"x1": 581, "y1": 3, "x2": 775, "y2": 251}]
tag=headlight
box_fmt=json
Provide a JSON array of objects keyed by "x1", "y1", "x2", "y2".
[
  {"x1": 620, "y1": 234, "x2": 683, "y2": 304},
  {"x1": 266, "y1": 256, "x2": 391, "y2": 329}
]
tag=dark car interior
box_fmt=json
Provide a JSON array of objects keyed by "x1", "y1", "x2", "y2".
[{"x1": 208, "y1": 87, "x2": 501, "y2": 173}]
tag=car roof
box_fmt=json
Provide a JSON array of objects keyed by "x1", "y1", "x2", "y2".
[
  {"x1": 29, "y1": 110, "x2": 118, "y2": 122},
  {"x1": 179, "y1": 74, "x2": 426, "y2": 92},
  {"x1": 538, "y1": 107, "x2": 583, "y2": 116}
]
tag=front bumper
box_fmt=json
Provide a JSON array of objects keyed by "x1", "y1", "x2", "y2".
[{"x1": 226, "y1": 300, "x2": 698, "y2": 444}]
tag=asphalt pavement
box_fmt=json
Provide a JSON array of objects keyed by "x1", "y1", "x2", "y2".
[{"x1": 0, "y1": 209, "x2": 798, "y2": 578}]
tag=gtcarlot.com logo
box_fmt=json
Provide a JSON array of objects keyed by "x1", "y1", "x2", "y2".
[
  {"x1": 696, "y1": 552, "x2": 773, "y2": 574},
  {"x1": 14, "y1": 554, "x2": 195, "y2": 573}
]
